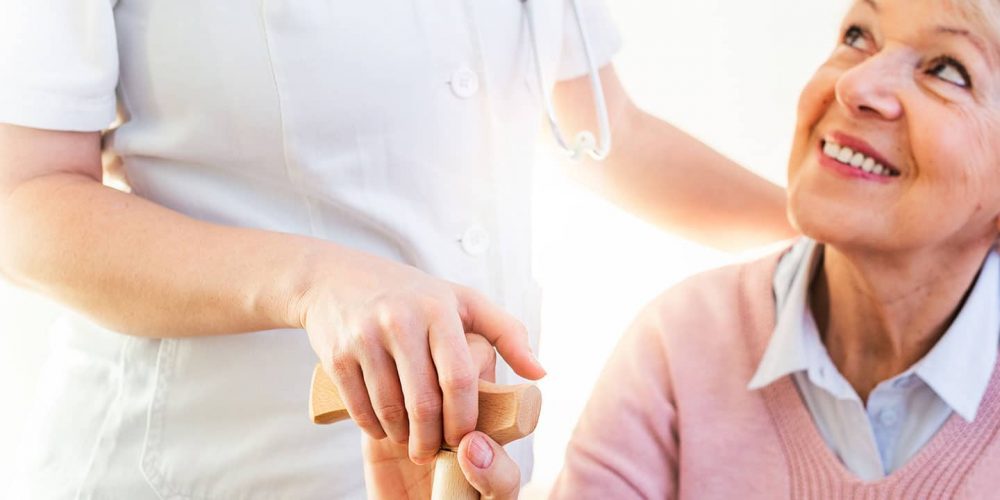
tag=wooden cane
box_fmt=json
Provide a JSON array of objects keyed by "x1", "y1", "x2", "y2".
[{"x1": 309, "y1": 364, "x2": 541, "y2": 500}]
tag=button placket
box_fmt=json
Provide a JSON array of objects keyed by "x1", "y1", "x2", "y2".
[{"x1": 878, "y1": 408, "x2": 899, "y2": 427}]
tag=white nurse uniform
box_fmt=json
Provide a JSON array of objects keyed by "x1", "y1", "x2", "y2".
[{"x1": 0, "y1": 0, "x2": 620, "y2": 498}]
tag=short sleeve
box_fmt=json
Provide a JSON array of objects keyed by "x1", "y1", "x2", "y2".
[
  {"x1": 0, "y1": 0, "x2": 119, "y2": 131},
  {"x1": 556, "y1": 0, "x2": 622, "y2": 81}
]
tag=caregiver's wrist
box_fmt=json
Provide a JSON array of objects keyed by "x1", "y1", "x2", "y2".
[
  {"x1": 278, "y1": 238, "x2": 379, "y2": 330},
  {"x1": 278, "y1": 240, "x2": 338, "y2": 330}
]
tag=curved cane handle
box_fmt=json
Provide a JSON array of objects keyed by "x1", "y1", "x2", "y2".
[{"x1": 309, "y1": 364, "x2": 541, "y2": 446}]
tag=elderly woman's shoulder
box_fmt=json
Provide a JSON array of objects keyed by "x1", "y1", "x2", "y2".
[{"x1": 626, "y1": 245, "x2": 787, "y2": 354}]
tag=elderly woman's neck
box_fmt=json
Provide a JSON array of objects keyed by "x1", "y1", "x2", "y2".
[{"x1": 809, "y1": 244, "x2": 991, "y2": 402}]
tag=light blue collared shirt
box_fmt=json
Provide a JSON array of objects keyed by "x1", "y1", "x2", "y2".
[{"x1": 748, "y1": 239, "x2": 1000, "y2": 480}]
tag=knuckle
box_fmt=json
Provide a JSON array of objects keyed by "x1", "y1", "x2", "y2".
[
  {"x1": 376, "y1": 301, "x2": 413, "y2": 333},
  {"x1": 440, "y1": 369, "x2": 476, "y2": 395},
  {"x1": 407, "y1": 394, "x2": 443, "y2": 423},
  {"x1": 352, "y1": 410, "x2": 382, "y2": 432},
  {"x1": 353, "y1": 322, "x2": 382, "y2": 350},
  {"x1": 328, "y1": 352, "x2": 355, "y2": 379},
  {"x1": 374, "y1": 402, "x2": 408, "y2": 425}
]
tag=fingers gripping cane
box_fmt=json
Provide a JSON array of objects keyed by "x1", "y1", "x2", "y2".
[{"x1": 309, "y1": 365, "x2": 541, "y2": 500}]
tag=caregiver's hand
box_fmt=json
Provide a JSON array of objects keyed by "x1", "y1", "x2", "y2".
[
  {"x1": 296, "y1": 249, "x2": 545, "y2": 465},
  {"x1": 363, "y1": 334, "x2": 521, "y2": 500}
]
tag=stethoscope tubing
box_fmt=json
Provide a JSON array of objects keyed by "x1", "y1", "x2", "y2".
[{"x1": 522, "y1": 0, "x2": 612, "y2": 161}]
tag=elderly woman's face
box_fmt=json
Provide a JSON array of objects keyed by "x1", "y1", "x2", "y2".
[{"x1": 787, "y1": 0, "x2": 1000, "y2": 253}]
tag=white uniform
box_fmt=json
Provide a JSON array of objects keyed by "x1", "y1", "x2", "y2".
[{"x1": 0, "y1": 0, "x2": 619, "y2": 498}]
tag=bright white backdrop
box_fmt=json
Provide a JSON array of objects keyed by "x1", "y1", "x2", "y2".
[{"x1": 0, "y1": 0, "x2": 846, "y2": 493}]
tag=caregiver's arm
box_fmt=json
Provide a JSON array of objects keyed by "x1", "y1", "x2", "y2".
[
  {"x1": 0, "y1": 126, "x2": 316, "y2": 337},
  {"x1": 549, "y1": 304, "x2": 678, "y2": 499},
  {"x1": 0, "y1": 124, "x2": 544, "y2": 462},
  {"x1": 553, "y1": 65, "x2": 795, "y2": 251}
]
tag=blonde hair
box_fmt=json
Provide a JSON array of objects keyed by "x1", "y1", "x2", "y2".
[{"x1": 943, "y1": 0, "x2": 1000, "y2": 41}]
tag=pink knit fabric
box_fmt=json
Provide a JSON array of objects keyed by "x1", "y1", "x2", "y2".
[{"x1": 550, "y1": 250, "x2": 1000, "y2": 499}]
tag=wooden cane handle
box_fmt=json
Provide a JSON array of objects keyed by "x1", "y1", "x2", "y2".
[
  {"x1": 309, "y1": 364, "x2": 350, "y2": 424},
  {"x1": 309, "y1": 364, "x2": 541, "y2": 446},
  {"x1": 431, "y1": 450, "x2": 479, "y2": 500}
]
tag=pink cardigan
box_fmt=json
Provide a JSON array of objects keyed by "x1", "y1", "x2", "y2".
[{"x1": 551, "y1": 251, "x2": 1000, "y2": 499}]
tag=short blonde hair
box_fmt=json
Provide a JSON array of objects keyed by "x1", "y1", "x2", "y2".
[{"x1": 943, "y1": 0, "x2": 1000, "y2": 43}]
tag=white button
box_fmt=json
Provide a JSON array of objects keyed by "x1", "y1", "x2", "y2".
[
  {"x1": 460, "y1": 225, "x2": 491, "y2": 256},
  {"x1": 450, "y1": 68, "x2": 480, "y2": 98},
  {"x1": 879, "y1": 409, "x2": 899, "y2": 427},
  {"x1": 892, "y1": 377, "x2": 910, "y2": 389}
]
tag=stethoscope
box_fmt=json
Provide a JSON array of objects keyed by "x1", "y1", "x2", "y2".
[{"x1": 521, "y1": 0, "x2": 612, "y2": 161}]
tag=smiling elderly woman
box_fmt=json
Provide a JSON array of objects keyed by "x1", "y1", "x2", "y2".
[
  {"x1": 360, "y1": 0, "x2": 1000, "y2": 497},
  {"x1": 547, "y1": 0, "x2": 1000, "y2": 497}
]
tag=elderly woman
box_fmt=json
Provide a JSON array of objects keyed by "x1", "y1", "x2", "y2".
[{"x1": 360, "y1": 0, "x2": 1000, "y2": 497}]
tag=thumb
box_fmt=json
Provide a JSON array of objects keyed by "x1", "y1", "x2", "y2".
[
  {"x1": 455, "y1": 287, "x2": 546, "y2": 380},
  {"x1": 457, "y1": 431, "x2": 521, "y2": 500}
]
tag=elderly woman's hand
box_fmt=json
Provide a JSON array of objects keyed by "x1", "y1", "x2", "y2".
[
  {"x1": 453, "y1": 431, "x2": 522, "y2": 500},
  {"x1": 363, "y1": 431, "x2": 521, "y2": 500},
  {"x1": 361, "y1": 333, "x2": 522, "y2": 500}
]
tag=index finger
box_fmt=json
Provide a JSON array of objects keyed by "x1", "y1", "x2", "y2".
[{"x1": 456, "y1": 288, "x2": 546, "y2": 381}]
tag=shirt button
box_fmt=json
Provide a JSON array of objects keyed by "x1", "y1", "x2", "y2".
[
  {"x1": 879, "y1": 409, "x2": 899, "y2": 427},
  {"x1": 450, "y1": 68, "x2": 480, "y2": 98},
  {"x1": 460, "y1": 225, "x2": 491, "y2": 256},
  {"x1": 892, "y1": 377, "x2": 909, "y2": 389}
]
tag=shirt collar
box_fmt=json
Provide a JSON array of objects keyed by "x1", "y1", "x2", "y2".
[
  {"x1": 748, "y1": 238, "x2": 822, "y2": 390},
  {"x1": 748, "y1": 240, "x2": 1000, "y2": 423},
  {"x1": 911, "y1": 250, "x2": 1000, "y2": 421}
]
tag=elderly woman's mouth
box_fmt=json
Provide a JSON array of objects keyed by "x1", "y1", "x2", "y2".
[{"x1": 820, "y1": 136, "x2": 901, "y2": 178}]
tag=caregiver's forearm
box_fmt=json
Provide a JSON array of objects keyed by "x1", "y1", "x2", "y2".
[
  {"x1": 0, "y1": 124, "x2": 338, "y2": 337},
  {"x1": 0, "y1": 171, "x2": 332, "y2": 337},
  {"x1": 599, "y1": 107, "x2": 794, "y2": 251},
  {"x1": 554, "y1": 66, "x2": 795, "y2": 251}
]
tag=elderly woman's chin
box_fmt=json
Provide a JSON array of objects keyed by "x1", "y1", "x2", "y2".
[
  {"x1": 784, "y1": 164, "x2": 900, "y2": 253},
  {"x1": 785, "y1": 185, "x2": 863, "y2": 250},
  {"x1": 787, "y1": 172, "x2": 1000, "y2": 257}
]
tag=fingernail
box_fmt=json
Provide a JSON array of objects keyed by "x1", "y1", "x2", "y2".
[{"x1": 467, "y1": 434, "x2": 494, "y2": 469}]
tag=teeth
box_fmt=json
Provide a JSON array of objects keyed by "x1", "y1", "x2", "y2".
[
  {"x1": 837, "y1": 147, "x2": 854, "y2": 163},
  {"x1": 862, "y1": 157, "x2": 875, "y2": 172},
  {"x1": 822, "y1": 139, "x2": 894, "y2": 177},
  {"x1": 850, "y1": 153, "x2": 864, "y2": 167}
]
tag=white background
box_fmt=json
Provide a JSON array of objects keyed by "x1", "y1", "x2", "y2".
[{"x1": 0, "y1": 0, "x2": 847, "y2": 493}]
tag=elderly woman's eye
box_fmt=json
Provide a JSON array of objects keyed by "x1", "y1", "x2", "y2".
[
  {"x1": 842, "y1": 25, "x2": 872, "y2": 51},
  {"x1": 928, "y1": 56, "x2": 972, "y2": 89}
]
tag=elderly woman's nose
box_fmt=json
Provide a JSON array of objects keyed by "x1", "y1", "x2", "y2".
[{"x1": 835, "y1": 55, "x2": 904, "y2": 121}]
